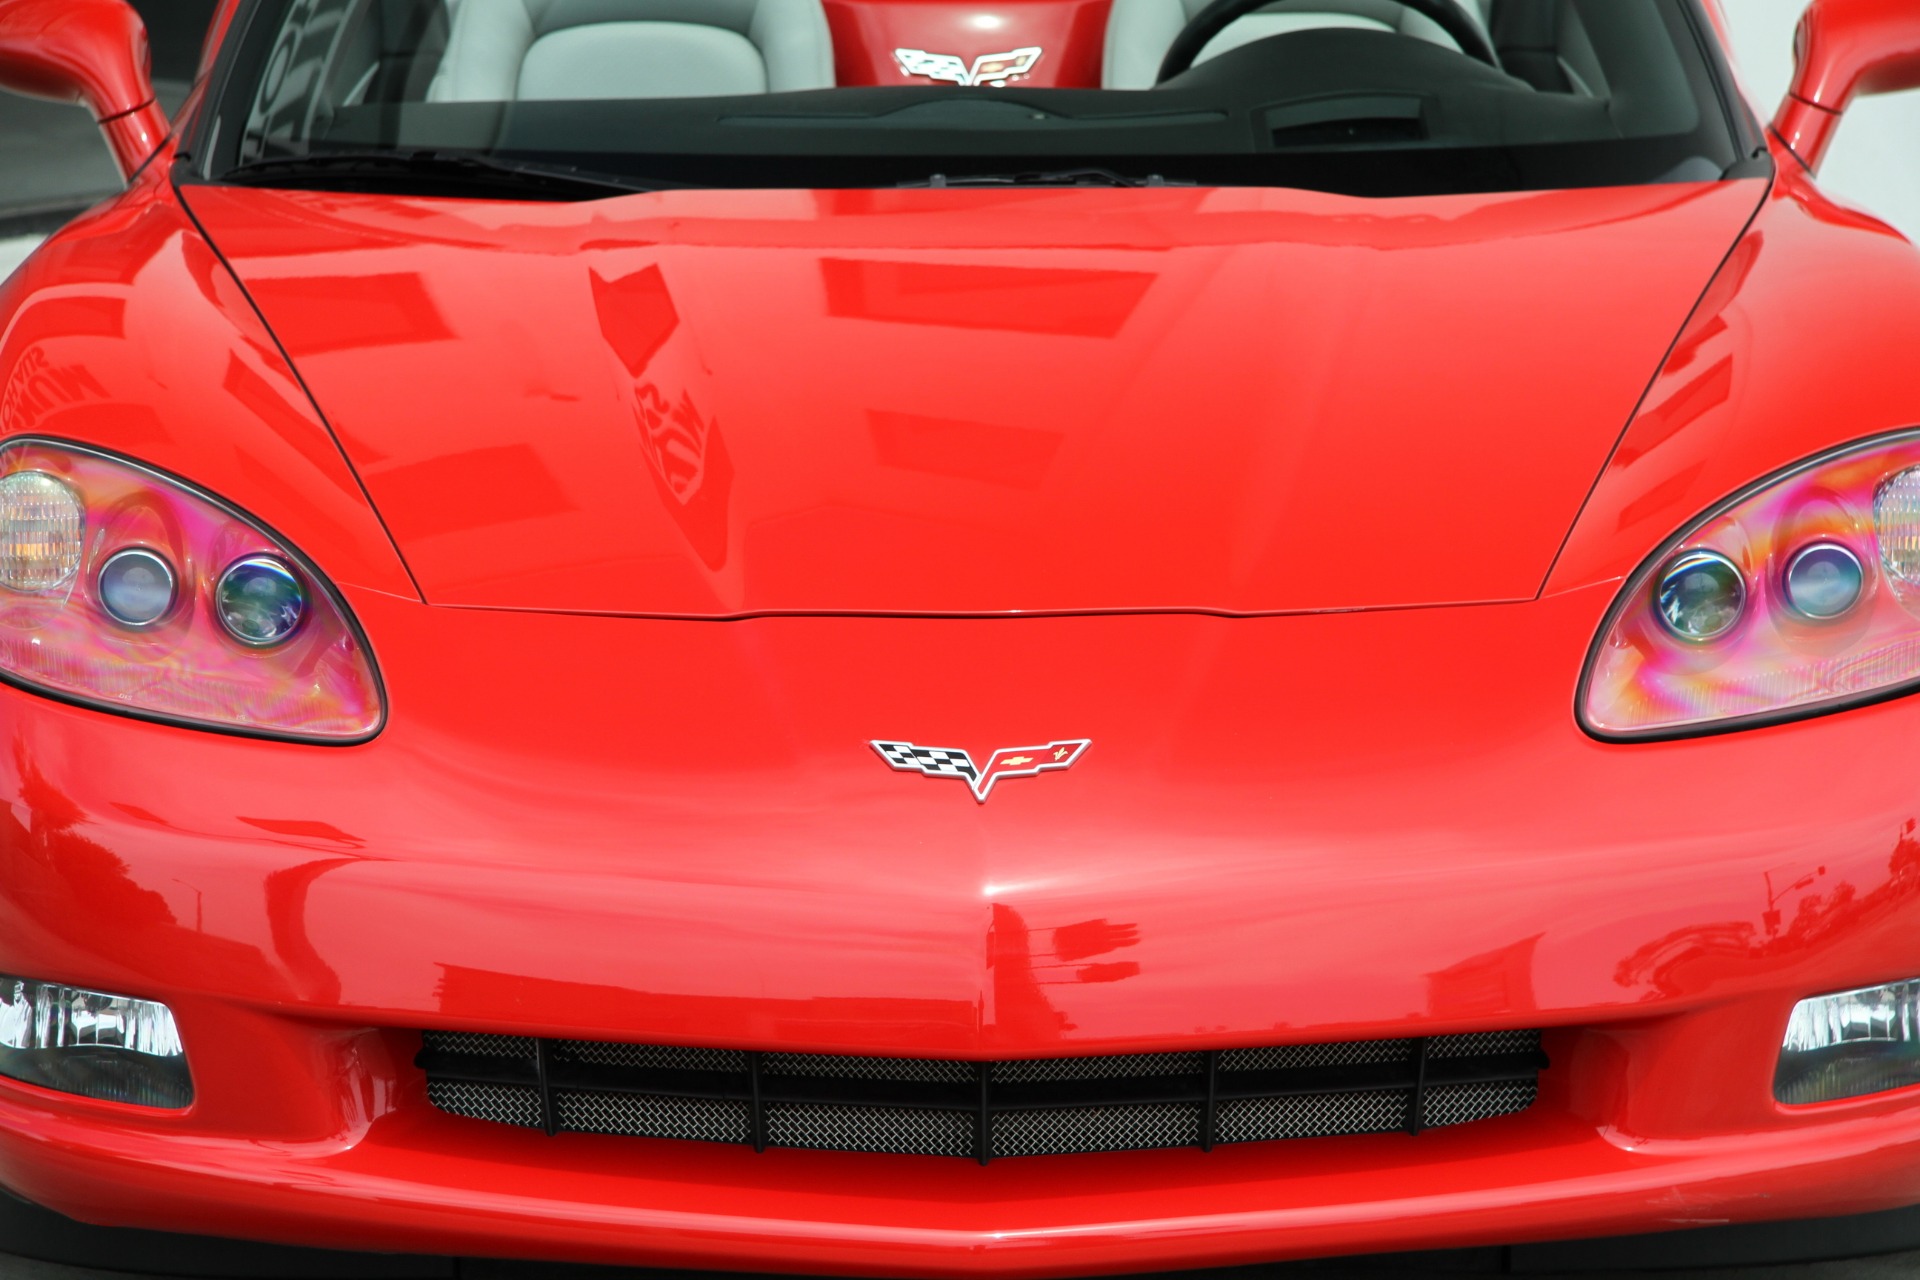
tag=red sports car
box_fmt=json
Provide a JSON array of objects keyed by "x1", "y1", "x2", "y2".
[{"x1": 2, "y1": 0, "x2": 1920, "y2": 1273}]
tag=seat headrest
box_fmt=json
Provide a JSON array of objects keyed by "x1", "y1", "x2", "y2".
[{"x1": 518, "y1": 0, "x2": 770, "y2": 38}]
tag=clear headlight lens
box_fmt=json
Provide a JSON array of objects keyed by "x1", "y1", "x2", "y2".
[
  {"x1": 1582, "y1": 431, "x2": 1920, "y2": 737},
  {"x1": 0, "y1": 470, "x2": 84, "y2": 592},
  {"x1": 0, "y1": 977, "x2": 191, "y2": 1109},
  {"x1": 1778, "y1": 979, "x2": 1920, "y2": 1105},
  {"x1": 0, "y1": 439, "x2": 383, "y2": 741}
]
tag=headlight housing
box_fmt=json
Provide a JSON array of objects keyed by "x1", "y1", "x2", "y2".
[
  {"x1": 0, "y1": 439, "x2": 383, "y2": 742},
  {"x1": 1582, "y1": 430, "x2": 1920, "y2": 738}
]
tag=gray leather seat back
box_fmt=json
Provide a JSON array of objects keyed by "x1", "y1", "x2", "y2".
[
  {"x1": 429, "y1": 0, "x2": 836, "y2": 101},
  {"x1": 1104, "y1": 0, "x2": 1492, "y2": 89}
]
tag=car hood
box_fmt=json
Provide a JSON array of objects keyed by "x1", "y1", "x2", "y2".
[{"x1": 182, "y1": 179, "x2": 1765, "y2": 617}]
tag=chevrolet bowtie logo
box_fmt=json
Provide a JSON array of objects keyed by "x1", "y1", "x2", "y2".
[
  {"x1": 894, "y1": 46, "x2": 1045, "y2": 88},
  {"x1": 871, "y1": 739, "x2": 1091, "y2": 803}
]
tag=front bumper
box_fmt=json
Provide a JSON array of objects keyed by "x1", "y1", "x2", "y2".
[{"x1": 4, "y1": 583, "x2": 1920, "y2": 1276}]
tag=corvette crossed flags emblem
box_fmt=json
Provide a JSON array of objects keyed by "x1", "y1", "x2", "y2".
[
  {"x1": 872, "y1": 739, "x2": 1091, "y2": 803},
  {"x1": 894, "y1": 46, "x2": 1045, "y2": 88}
]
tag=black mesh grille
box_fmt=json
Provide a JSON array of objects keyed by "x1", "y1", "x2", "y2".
[
  {"x1": 1215, "y1": 1089, "x2": 1411, "y2": 1143},
  {"x1": 993, "y1": 1103, "x2": 1204, "y2": 1157},
  {"x1": 1421, "y1": 1079, "x2": 1539, "y2": 1128},
  {"x1": 1220, "y1": 1040, "x2": 1414, "y2": 1072},
  {"x1": 766, "y1": 1054, "x2": 973, "y2": 1083},
  {"x1": 427, "y1": 1079, "x2": 542, "y2": 1129},
  {"x1": 554, "y1": 1041, "x2": 745, "y2": 1073},
  {"x1": 992, "y1": 1053, "x2": 1206, "y2": 1082},
  {"x1": 767, "y1": 1102, "x2": 975, "y2": 1156},
  {"x1": 556, "y1": 1090, "x2": 751, "y2": 1142},
  {"x1": 419, "y1": 1029, "x2": 1546, "y2": 1161},
  {"x1": 430, "y1": 1033, "x2": 539, "y2": 1059},
  {"x1": 1429, "y1": 1031, "x2": 1540, "y2": 1059}
]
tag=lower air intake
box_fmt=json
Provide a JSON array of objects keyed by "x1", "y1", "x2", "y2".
[{"x1": 419, "y1": 1030, "x2": 1545, "y2": 1162}]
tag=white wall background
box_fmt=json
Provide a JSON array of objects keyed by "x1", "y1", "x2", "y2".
[
  {"x1": 0, "y1": 236, "x2": 35, "y2": 281},
  {"x1": 1724, "y1": 0, "x2": 1920, "y2": 240}
]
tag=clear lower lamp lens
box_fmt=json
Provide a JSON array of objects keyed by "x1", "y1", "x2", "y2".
[
  {"x1": 1777, "y1": 979, "x2": 1920, "y2": 1105},
  {"x1": 0, "y1": 977, "x2": 191, "y2": 1108}
]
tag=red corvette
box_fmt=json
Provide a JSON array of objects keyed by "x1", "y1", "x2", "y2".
[{"x1": 4, "y1": 0, "x2": 1920, "y2": 1273}]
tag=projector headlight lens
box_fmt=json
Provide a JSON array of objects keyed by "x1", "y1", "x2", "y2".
[
  {"x1": 215, "y1": 556, "x2": 308, "y2": 648},
  {"x1": 97, "y1": 548, "x2": 177, "y2": 629},
  {"x1": 1778, "y1": 979, "x2": 1920, "y2": 1105},
  {"x1": 1655, "y1": 550, "x2": 1745, "y2": 641},
  {"x1": 0, "y1": 977, "x2": 191, "y2": 1108},
  {"x1": 1784, "y1": 542, "x2": 1866, "y2": 620}
]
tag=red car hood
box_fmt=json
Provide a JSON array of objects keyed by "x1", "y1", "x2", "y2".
[{"x1": 183, "y1": 180, "x2": 1764, "y2": 617}]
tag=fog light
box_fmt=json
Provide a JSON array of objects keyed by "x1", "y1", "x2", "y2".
[
  {"x1": 0, "y1": 977, "x2": 191, "y2": 1108},
  {"x1": 1777, "y1": 979, "x2": 1920, "y2": 1104},
  {"x1": 0, "y1": 471, "x2": 84, "y2": 593}
]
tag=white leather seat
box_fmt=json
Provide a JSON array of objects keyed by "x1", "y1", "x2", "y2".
[
  {"x1": 1104, "y1": 0, "x2": 1493, "y2": 89},
  {"x1": 428, "y1": 0, "x2": 836, "y2": 102}
]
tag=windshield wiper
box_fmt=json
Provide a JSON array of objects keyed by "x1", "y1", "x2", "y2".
[
  {"x1": 905, "y1": 168, "x2": 1188, "y2": 189},
  {"x1": 219, "y1": 150, "x2": 661, "y2": 200}
]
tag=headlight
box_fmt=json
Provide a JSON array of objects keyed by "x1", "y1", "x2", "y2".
[
  {"x1": 1582, "y1": 430, "x2": 1920, "y2": 738},
  {"x1": 0, "y1": 439, "x2": 383, "y2": 742}
]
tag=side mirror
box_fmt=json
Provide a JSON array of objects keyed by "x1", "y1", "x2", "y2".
[
  {"x1": 1773, "y1": 0, "x2": 1920, "y2": 172},
  {"x1": 0, "y1": 0, "x2": 170, "y2": 180}
]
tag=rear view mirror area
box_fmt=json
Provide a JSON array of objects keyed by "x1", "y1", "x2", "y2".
[
  {"x1": 1775, "y1": 0, "x2": 1920, "y2": 170},
  {"x1": 0, "y1": 0, "x2": 168, "y2": 178}
]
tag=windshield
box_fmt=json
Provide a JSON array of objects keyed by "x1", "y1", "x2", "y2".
[{"x1": 197, "y1": 0, "x2": 1755, "y2": 198}]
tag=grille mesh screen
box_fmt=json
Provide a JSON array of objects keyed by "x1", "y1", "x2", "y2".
[
  {"x1": 427, "y1": 1080, "x2": 542, "y2": 1129},
  {"x1": 1428, "y1": 1031, "x2": 1540, "y2": 1059},
  {"x1": 557, "y1": 1090, "x2": 751, "y2": 1142},
  {"x1": 993, "y1": 1053, "x2": 1206, "y2": 1083},
  {"x1": 554, "y1": 1041, "x2": 747, "y2": 1073},
  {"x1": 993, "y1": 1103, "x2": 1204, "y2": 1157},
  {"x1": 1220, "y1": 1039, "x2": 1415, "y2": 1072},
  {"x1": 429, "y1": 1033, "x2": 539, "y2": 1059},
  {"x1": 767, "y1": 1053, "x2": 973, "y2": 1083},
  {"x1": 420, "y1": 1029, "x2": 1545, "y2": 1161},
  {"x1": 1215, "y1": 1089, "x2": 1410, "y2": 1143},
  {"x1": 768, "y1": 1102, "x2": 975, "y2": 1156}
]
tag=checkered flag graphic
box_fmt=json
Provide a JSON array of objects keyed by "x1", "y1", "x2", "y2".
[{"x1": 872, "y1": 742, "x2": 979, "y2": 784}]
